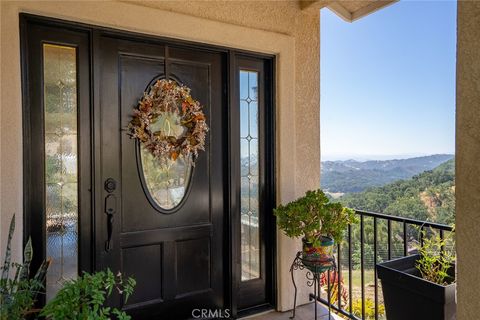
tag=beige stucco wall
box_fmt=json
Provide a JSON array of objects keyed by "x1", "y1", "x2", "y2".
[
  {"x1": 456, "y1": 1, "x2": 480, "y2": 319},
  {"x1": 0, "y1": 0, "x2": 320, "y2": 312}
]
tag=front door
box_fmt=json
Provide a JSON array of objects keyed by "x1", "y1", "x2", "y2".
[
  {"x1": 22, "y1": 14, "x2": 275, "y2": 319},
  {"x1": 96, "y1": 36, "x2": 226, "y2": 318}
]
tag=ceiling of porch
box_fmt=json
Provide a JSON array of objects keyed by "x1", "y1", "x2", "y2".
[{"x1": 302, "y1": 0, "x2": 398, "y2": 22}]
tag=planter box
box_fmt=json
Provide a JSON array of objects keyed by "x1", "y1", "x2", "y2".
[{"x1": 376, "y1": 254, "x2": 456, "y2": 320}]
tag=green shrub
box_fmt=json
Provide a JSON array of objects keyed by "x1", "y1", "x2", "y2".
[
  {"x1": 40, "y1": 269, "x2": 135, "y2": 320},
  {"x1": 274, "y1": 189, "x2": 357, "y2": 246},
  {"x1": 352, "y1": 298, "x2": 385, "y2": 320},
  {"x1": 415, "y1": 226, "x2": 455, "y2": 285}
]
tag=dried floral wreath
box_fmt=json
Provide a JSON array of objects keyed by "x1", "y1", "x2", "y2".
[{"x1": 128, "y1": 79, "x2": 208, "y2": 165}]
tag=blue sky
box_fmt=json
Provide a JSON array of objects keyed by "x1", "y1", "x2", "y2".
[{"x1": 320, "y1": 1, "x2": 457, "y2": 161}]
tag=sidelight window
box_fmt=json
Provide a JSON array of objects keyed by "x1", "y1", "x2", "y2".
[
  {"x1": 43, "y1": 44, "x2": 79, "y2": 300},
  {"x1": 240, "y1": 70, "x2": 260, "y2": 281}
]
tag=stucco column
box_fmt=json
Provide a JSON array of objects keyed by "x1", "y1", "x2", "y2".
[
  {"x1": 456, "y1": 1, "x2": 480, "y2": 319},
  {"x1": 277, "y1": 10, "x2": 321, "y2": 312}
]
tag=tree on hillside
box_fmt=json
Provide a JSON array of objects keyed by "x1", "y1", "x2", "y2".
[{"x1": 339, "y1": 159, "x2": 455, "y2": 224}]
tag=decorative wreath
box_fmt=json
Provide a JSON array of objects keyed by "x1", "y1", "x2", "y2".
[{"x1": 128, "y1": 79, "x2": 208, "y2": 165}]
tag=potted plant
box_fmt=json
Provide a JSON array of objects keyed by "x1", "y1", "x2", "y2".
[
  {"x1": 0, "y1": 215, "x2": 136, "y2": 320},
  {"x1": 274, "y1": 189, "x2": 356, "y2": 272},
  {"x1": 0, "y1": 215, "x2": 50, "y2": 320},
  {"x1": 377, "y1": 227, "x2": 456, "y2": 320}
]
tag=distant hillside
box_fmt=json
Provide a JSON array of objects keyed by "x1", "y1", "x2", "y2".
[
  {"x1": 339, "y1": 158, "x2": 455, "y2": 224},
  {"x1": 321, "y1": 154, "x2": 454, "y2": 194}
]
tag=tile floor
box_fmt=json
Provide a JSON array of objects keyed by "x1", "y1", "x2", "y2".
[{"x1": 243, "y1": 302, "x2": 343, "y2": 320}]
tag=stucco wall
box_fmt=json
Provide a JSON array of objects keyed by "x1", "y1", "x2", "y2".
[
  {"x1": 0, "y1": 0, "x2": 320, "y2": 312},
  {"x1": 123, "y1": 0, "x2": 299, "y2": 35},
  {"x1": 456, "y1": 1, "x2": 480, "y2": 319}
]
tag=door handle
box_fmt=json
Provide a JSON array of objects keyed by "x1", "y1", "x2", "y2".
[{"x1": 105, "y1": 194, "x2": 116, "y2": 252}]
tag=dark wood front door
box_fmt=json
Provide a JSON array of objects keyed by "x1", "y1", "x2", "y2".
[
  {"x1": 22, "y1": 14, "x2": 276, "y2": 320},
  {"x1": 96, "y1": 37, "x2": 226, "y2": 318}
]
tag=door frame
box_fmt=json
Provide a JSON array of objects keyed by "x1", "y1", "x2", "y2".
[
  {"x1": 230, "y1": 54, "x2": 277, "y2": 315},
  {"x1": 20, "y1": 16, "x2": 94, "y2": 306},
  {"x1": 21, "y1": 13, "x2": 276, "y2": 317}
]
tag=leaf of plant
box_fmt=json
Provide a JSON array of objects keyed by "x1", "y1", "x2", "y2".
[
  {"x1": 1, "y1": 214, "x2": 15, "y2": 282},
  {"x1": 19, "y1": 238, "x2": 33, "y2": 281}
]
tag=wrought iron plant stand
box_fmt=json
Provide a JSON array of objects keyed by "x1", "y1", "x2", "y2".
[{"x1": 290, "y1": 251, "x2": 336, "y2": 320}]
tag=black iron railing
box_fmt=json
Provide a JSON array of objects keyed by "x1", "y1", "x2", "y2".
[{"x1": 315, "y1": 209, "x2": 454, "y2": 320}]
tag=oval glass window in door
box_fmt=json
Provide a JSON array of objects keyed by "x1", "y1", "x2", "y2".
[{"x1": 139, "y1": 110, "x2": 193, "y2": 210}]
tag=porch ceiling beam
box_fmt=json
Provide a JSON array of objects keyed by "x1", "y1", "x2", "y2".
[
  {"x1": 299, "y1": 0, "x2": 332, "y2": 13},
  {"x1": 349, "y1": 0, "x2": 398, "y2": 22},
  {"x1": 301, "y1": 0, "x2": 398, "y2": 23},
  {"x1": 325, "y1": 2, "x2": 352, "y2": 21}
]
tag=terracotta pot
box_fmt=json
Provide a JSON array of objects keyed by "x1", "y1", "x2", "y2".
[{"x1": 301, "y1": 236, "x2": 334, "y2": 273}]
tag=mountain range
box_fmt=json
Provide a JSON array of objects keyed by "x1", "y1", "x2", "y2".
[
  {"x1": 321, "y1": 154, "x2": 454, "y2": 194},
  {"x1": 339, "y1": 158, "x2": 455, "y2": 224}
]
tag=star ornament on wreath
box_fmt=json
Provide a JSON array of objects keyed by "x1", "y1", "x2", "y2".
[{"x1": 128, "y1": 79, "x2": 209, "y2": 166}]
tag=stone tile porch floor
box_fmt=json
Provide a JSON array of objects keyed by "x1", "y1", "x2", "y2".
[{"x1": 242, "y1": 302, "x2": 343, "y2": 320}]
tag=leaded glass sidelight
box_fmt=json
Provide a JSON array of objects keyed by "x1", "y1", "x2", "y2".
[
  {"x1": 240, "y1": 70, "x2": 260, "y2": 281},
  {"x1": 43, "y1": 44, "x2": 78, "y2": 300}
]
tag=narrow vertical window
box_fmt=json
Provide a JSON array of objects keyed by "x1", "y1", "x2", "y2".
[
  {"x1": 43, "y1": 44, "x2": 78, "y2": 300},
  {"x1": 240, "y1": 70, "x2": 260, "y2": 281}
]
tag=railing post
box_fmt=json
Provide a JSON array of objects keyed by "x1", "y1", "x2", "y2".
[
  {"x1": 387, "y1": 219, "x2": 392, "y2": 260},
  {"x1": 420, "y1": 226, "x2": 425, "y2": 247},
  {"x1": 360, "y1": 214, "x2": 365, "y2": 320},
  {"x1": 337, "y1": 241, "x2": 342, "y2": 309},
  {"x1": 440, "y1": 229, "x2": 445, "y2": 257},
  {"x1": 348, "y1": 223, "x2": 353, "y2": 316},
  {"x1": 374, "y1": 217, "x2": 378, "y2": 320}
]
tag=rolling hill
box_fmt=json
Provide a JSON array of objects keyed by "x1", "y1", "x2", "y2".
[
  {"x1": 338, "y1": 158, "x2": 455, "y2": 224},
  {"x1": 321, "y1": 154, "x2": 454, "y2": 194}
]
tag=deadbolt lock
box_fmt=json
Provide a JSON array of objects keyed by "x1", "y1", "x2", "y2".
[{"x1": 104, "y1": 178, "x2": 117, "y2": 193}]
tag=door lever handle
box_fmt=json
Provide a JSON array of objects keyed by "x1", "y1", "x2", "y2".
[
  {"x1": 105, "y1": 194, "x2": 117, "y2": 252},
  {"x1": 105, "y1": 214, "x2": 114, "y2": 252}
]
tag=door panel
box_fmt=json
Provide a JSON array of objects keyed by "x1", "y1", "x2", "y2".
[
  {"x1": 120, "y1": 54, "x2": 212, "y2": 231},
  {"x1": 97, "y1": 36, "x2": 226, "y2": 318},
  {"x1": 175, "y1": 237, "x2": 211, "y2": 296},
  {"x1": 122, "y1": 245, "x2": 163, "y2": 305}
]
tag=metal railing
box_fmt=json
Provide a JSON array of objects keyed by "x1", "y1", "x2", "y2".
[{"x1": 315, "y1": 209, "x2": 454, "y2": 320}]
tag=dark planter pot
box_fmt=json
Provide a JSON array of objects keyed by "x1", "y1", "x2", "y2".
[
  {"x1": 301, "y1": 236, "x2": 334, "y2": 273},
  {"x1": 376, "y1": 254, "x2": 456, "y2": 320}
]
